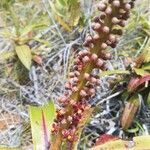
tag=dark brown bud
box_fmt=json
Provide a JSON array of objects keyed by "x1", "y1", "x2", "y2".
[
  {"x1": 112, "y1": 29, "x2": 123, "y2": 35},
  {"x1": 119, "y1": 20, "x2": 126, "y2": 27},
  {"x1": 100, "y1": 13, "x2": 106, "y2": 20},
  {"x1": 93, "y1": 16, "x2": 100, "y2": 22}
]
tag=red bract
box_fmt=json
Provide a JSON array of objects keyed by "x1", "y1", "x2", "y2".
[
  {"x1": 128, "y1": 75, "x2": 150, "y2": 92},
  {"x1": 95, "y1": 134, "x2": 119, "y2": 146}
]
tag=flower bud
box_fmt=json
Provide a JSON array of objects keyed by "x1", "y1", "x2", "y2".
[
  {"x1": 112, "y1": 17, "x2": 120, "y2": 24},
  {"x1": 112, "y1": 0, "x2": 120, "y2": 7},
  {"x1": 91, "y1": 53, "x2": 98, "y2": 61},
  {"x1": 102, "y1": 26, "x2": 110, "y2": 33},
  {"x1": 80, "y1": 90, "x2": 87, "y2": 97},
  {"x1": 97, "y1": 3, "x2": 107, "y2": 11},
  {"x1": 101, "y1": 43, "x2": 108, "y2": 49},
  {"x1": 124, "y1": 3, "x2": 131, "y2": 11},
  {"x1": 72, "y1": 86, "x2": 78, "y2": 92},
  {"x1": 82, "y1": 56, "x2": 90, "y2": 63},
  {"x1": 96, "y1": 58, "x2": 104, "y2": 68},
  {"x1": 84, "y1": 73, "x2": 90, "y2": 80},
  {"x1": 105, "y1": 7, "x2": 112, "y2": 15}
]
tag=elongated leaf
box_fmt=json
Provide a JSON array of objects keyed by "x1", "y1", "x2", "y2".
[
  {"x1": 0, "y1": 148, "x2": 20, "y2": 150},
  {"x1": 121, "y1": 95, "x2": 139, "y2": 129},
  {"x1": 90, "y1": 136, "x2": 150, "y2": 150},
  {"x1": 134, "y1": 68, "x2": 149, "y2": 76},
  {"x1": 15, "y1": 45, "x2": 32, "y2": 70},
  {"x1": 29, "y1": 101, "x2": 56, "y2": 150},
  {"x1": 128, "y1": 75, "x2": 150, "y2": 92}
]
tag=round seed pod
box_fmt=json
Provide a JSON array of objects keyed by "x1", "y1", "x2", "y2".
[
  {"x1": 65, "y1": 82, "x2": 71, "y2": 90},
  {"x1": 73, "y1": 77, "x2": 79, "y2": 82},
  {"x1": 93, "y1": 16, "x2": 100, "y2": 22},
  {"x1": 61, "y1": 119, "x2": 67, "y2": 125},
  {"x1": 91, "y1": 22, "x2": 101, "y2": 31},
  {"x1": 82, "y1": 56, "x2": 90, "y2": 63},
  {"x1": 112, "y1": 17, "x2": 120, "y2": 24},
  {"x1": 96, "y1": 79, "x2": 101, "y2": 85},
  {"x1": 108, "y1": 34, "x2": 116, "y2": 43},
  {"x1": 86, "y1": 35, "x2": 93, "y2": 43},
  {"x1": 96, "y1": 58, "x2": 104, "y2": 68},
  {"x1": 93, "y1": 34, "x2": 100, "y2": 41},
  {"x1": 119, "y1": 20, "x2": 126, "y2": 27},
  {"x1": 100, "y1": 51, "x2": 112, "y2": 60},
  {"x1": 80, "y1": 90, "x2": 87, "y2": 97},
  {"x1": 69, "y1": 72, "x2": 74, "y2": 78},
  {"x1": 101, "y1": 43, "x2": 108, "y2": 49},
  {"x1": 100, "y1": 13, "x2": 106, "y2": 20},
  {"x1": 72, "y1": 86, "x2": 78, "y2": 92},
  {"x1": 74, "y1": 71, "x2": 80, "y2": 76},
  {"x1": 84, "y1": 73, "x2": 90, "y2": 80},
  {"x1": 58, "y1": 96, "x2": 68, "y2": 103},
  {"x1": 67, "y1": 116, "x2": 73, "y2": 122},
  {"x1": 102, "y1": 26, "x2": 110, "y2": 33},
  {"x1": 90, "y1": 77, "x2": 97, "y2": 84},
  {"x1": 112, "y1": 0, "x2": 120, "y2": 7},
  {"x1": 97, "y1": 3, "x2": 107, "y2": 11},
  {"x1": 91, "y1": 53, "x2": 98, "y2": 61},
  {"x1": 105, "y1": 7, "x2": 112, "y2": 15},
  {"x1": 82, "y1": 49, "x2": 90, "y2": 55},
  {"x1": 124, "y1": 3, "x2": 131, "y2": 11},
  {"x1": 75, "y1": 58, "x2": 81, "y2": 64}
]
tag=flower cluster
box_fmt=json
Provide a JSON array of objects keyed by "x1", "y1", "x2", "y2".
[{"x1": 50, "y1": 0, "x2": 136, "y2": 149}]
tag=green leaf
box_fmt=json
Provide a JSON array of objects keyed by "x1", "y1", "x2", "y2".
[
  {"x1": 126, "y1": 126, "x2": 139, "y2": 133},
  {"x1": 99, "y1": 70, "x2": 130, "y2": 77},
  {"x1": 15, "y1": 45, "x2": 32, "y2": 70},
  {"x1": 21, "y1": 23, "x2": 48, "y2": 37},
  {"x1": 56, "y1": 0, "x2": 67, "y2": 6},
  {"x1": 142, "y1": 62, "x2": 150, "y2": 70},
  {"x1": 0, "y1": 147, "x2": 20, "y2": 150},
  {"x1": 134, "y1": 68, "x2": 149, "y2": 76},
  {"x1": 29, "y1": 101, "x2": 56, "y2": 150}
]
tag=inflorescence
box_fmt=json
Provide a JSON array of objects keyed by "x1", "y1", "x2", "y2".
[{"x1": 50, "y1": 0, "x2": 136, "y2": 149}]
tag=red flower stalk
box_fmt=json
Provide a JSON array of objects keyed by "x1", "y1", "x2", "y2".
[{"x1": 50, "y1": 0, "x2": 136, "y2": 149}]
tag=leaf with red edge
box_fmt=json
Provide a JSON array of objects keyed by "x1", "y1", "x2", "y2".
[
  {"x1": 29, "y1": 101, "x2": 56, "y2": 150},
  {"x1": 128, "y1": 75, "x2": 150, "y2": 92},
  {"x1": 95, "y1": 134, "x2": 119, "y2": 146}
]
